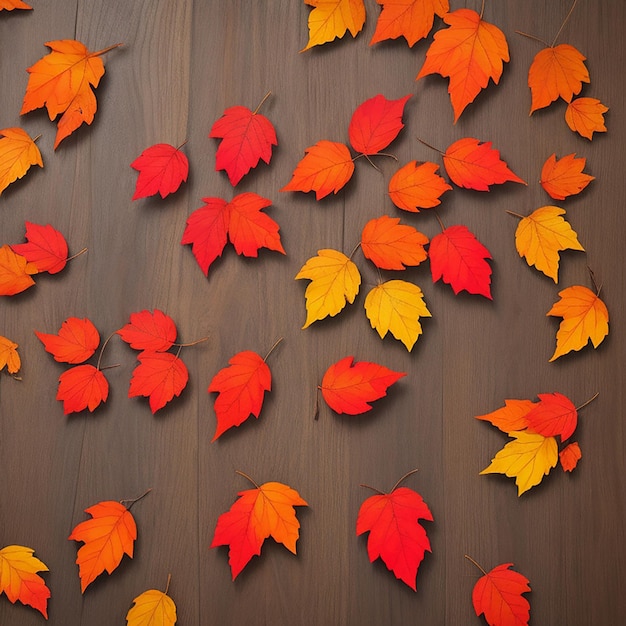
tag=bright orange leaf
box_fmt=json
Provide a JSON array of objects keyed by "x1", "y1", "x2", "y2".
[
  {"x1": 559, "y1": 441, "x2": 581, "y2": 472},
  {"x1": 211, "y1": 478, "x2": 308, "y2": 580},
  {"x1": 208, "y1": 350, "x2": 272, "y2": 441},
  {"x1": 35, "y1": 317, "x2": 100, "y2": 364},
  {"x1": 0, "y1": 244, "x2": 37, "y2": 296},
  {"x1": 0, "y1": 545, "x2": 50, "y2": 618},
  {"x1": 10, "y1": 221, "x2": 69, "y2": 274},
  {"x1": 117, "y1": 309, "x2": 177, "y2": 352},
  {"x1": 130, "y1": 143, "x2": 189, "y2": 200},
  {"x1": 540, "y1": 153, "x2": 594, "y2": 200},
  {"x1": 565, "y1": 97, "x2": 608, "y2": 140},
  {"x1": 370, "y1": 0, "x2": 448, "y2": 47},
  {"x1": 21, "y1": 39, "x2": 122, "y2": 148},
  {"x1": 0, "y1": 335, "x2": 21, "y2": 374},
  {"x1": 0, "y1": 1, "x2": 32, "y2": 8},
  {"x1": 57, "y1": 364, "x2": 109, "y2": 414},
  {"x1": 68, "y1": 500, "x2": 137, "y2": 592},
  {"x1": 301, "y1": 0, "x2": 366, "y2": 51},
  {"x1": 416, "y1": 8, "x2": 509, "y2": 122},
  {"x1": 388, "y1": 160, "x2": 451, "y2": 212},
  {"x1": 525, "y1": 392, "x2": 578, "y2": 441},
  {"x1": 126, "y1": 582, "x2": 177, "y2": 626},
  {"x1": 475, "y1": 399, "x2": 536, "y2": 433},
  {"x1": 0, "y1": 127, "x2": 43, "y2": 196}
]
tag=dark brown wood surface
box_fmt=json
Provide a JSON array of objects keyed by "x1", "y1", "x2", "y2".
[{"x1": 1, "y1": 1, "x2": 624, "y2": 624}]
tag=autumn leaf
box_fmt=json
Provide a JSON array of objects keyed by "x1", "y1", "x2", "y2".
[
  {"x1": 480, "y1": 430, "x2": 558, "y2": 495},
  {"x1": 181, "y1": 193, "x2": 285, "y2": 276},
  {"x1": 370, "y1": 0, "x2": 448, "y2": 47},
  {"x1": 117, "y1": 309, "x2": 177, "y2": 352},
  {"x1": 21, "y1": 40, "x2": 122, "y2": 148},
  {"x1": 565, "y1": 97, "x2": 608, "y2": 140},
  {"x1": 528, "y1": 43, "x2": 589, "y2": 113},
  {"x1": 35, "y1": 316, "x2": 100, "y2": 364},
  {"x1": 475, "y1": 399, "x2": 536, "y2": 434},
  {"x1": 348, "y1": 94, "x2": 411, "y2": 155},
  {"x1": 0, "y1": 336, "x2": 21, "y2": 375},
  {"x1": 10, "y1": 221, "x2": 69, "y2": 274},
  {"x1": 364, "y1": 279, "x2": 431, "y2": 351},
  {"x1": 388, "y1": 161, "x2": 451, "y2": 212},
  {"x1": 511, "y1": 206, "x2": 584, "y2": 283},
  {"x1": 0, "y1": 545, "x2": 50, "y2": 618},
  {"x1": 442, "y1": 137, "x2": 526, "y2": 191},
  {"x1": 540, "y1": 153, "x2": 594, "y2": 200},
  {"x1": 0, "y1": 1, "x2": 32, "y2": 9},
  {"x1": 281, "y1": 140, "x2": 355, "y2": 200},
  {"x1": 547, "y1": 285, "x2": 609, "y2": 361},
  {"x1": 126, "y1": 579, "x2": 177, "y2": 626},
  {"x1": 429, "y1": 224, "x2": 493, "y2": 298},
  {"x1": 128, "y1": 351, "x2": 189, "y2": 413},
  {"x1": 0, "y1": 244, "x2": 37, "y2": 296},
  {"x1": 130, "y1": 143, "x2": 189, "y2": 200},
  {"x1": 524, "y1": 392, "x2": 578, "y2": 441},
  {"x1": 211, "y1": 476, "x2": 308, "y2": 580},
  {"x1": 68, "y1": 500, "x2": 138, "y2": 592},
  {"x1": 301, "y1": 0, "x2": 366, "y2": 51},
  {"x1": 320, "y1": 355, "x2": 405, "y2": 415},
  {"x1": 559, "y1": 441, "x2": 581, "y2": 472},
  {"x1": 208, "y1": 350, "x2": 272, "y2": 440},
  {"x1": 416, "y1": 9, "x2": 509, "y2": 122},
  {"x1": 0, "y1": 127, "x2": 43, "y2": 196},
  {"x1": 360, "y1": 215, "x2": 428, "y2": 270},
  {"x1": 295, "y1": 248, "x2": 361, "y2": 328},
  {"x1": 57, "y1": 364, "x2": 109, "y2": 414}
]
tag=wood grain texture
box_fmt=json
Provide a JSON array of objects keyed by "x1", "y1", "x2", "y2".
[{"x1": 1, "y1": 1, "x2": 624, "y2": 624}]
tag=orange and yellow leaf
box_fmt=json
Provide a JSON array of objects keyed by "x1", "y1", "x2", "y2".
[
  {"x1": 126, "y1": 585, "x2": 177, "y2": 626},
  {"x1": 301, "y1": 0, "x2": 366, "y2": 51},
  {"x1": 475, "y1": 399, "x2": 535, "y2": 433},
  {"x1": 565, "y1": 97, "x2": 608, "y2": 140},
  {"x1": 0, "y1": 244, "x2": 37, "y2": 296},
  {"x1": 0, "y1": 127, "x2": 43, "y2": 196},
  {"x1": 388, "y1": 161, "x2": 451, "y2": 212},
  {"x1": 540, "y1": 153, "x2": 594, "y2": 200},
  {"x1": 0, "y1": 335, "x2": 21, "y2": 374},
  {"x1": 559, "y1": 442, "x2": 582, "y2": 472}
]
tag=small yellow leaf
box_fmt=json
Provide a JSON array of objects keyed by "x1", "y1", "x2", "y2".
[
  {"x1": 364, "y1": 279, "x2": 431, "y2": 351},
  {"x1": 480, "y1": 430, "x2": 558, "y2": 496},
  {"x1": 0, "y1": 127, "x2": 43, "y2": 196},
  {"x1": 126, "y1": 587, "x2": 177, "y2": 626},
  {"x1": 302, "y1": 0, "x2": 366, "y2": 51},
  {"x1": 0, "y1": 336, "x2": 21, "y2": 374}
]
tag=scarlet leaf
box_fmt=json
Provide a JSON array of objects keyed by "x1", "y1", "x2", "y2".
[
  {"x1": 348, "y1": 94, "x2": 411, "y2": 155},
  {"x1": 320, "y1": 356, "x2": 405, "y2": 415},
  {"x1": 117, "y1": 309, "x2": 177, "y2": 352},
  {"x1": 301, "y1": 0, "x2": 366, "y2": 51},
  {"x1": 525, "y1": 392, "x2": 578, "y2": 441},
  {"x1": 540, "y1": 153, "x2": 594, "y2": 200},
  {"x1": 388, "y1": 161, "x2": 451, "y2": 212},
  {"x1": 559, "y1": 442, "x2": 582, "y2": 472},
  {"x1": 10, "y1": 221, "x2": 69, "y2": 274},
  {"x1": 209, "y1": 104, "x2": 277, "y2": 186},
  {"x1": 281, "y1": 140, "x2": 355, "y2": 200},
  {"x1": 208, "y1": 350, "x2": 272, "y2": 440},
  {"x1": 442, "y1": 138, "x2": 526, "y2": 191},
  {"x1": 429, "y1": 224, "x2": 493, "y2": 298},
  {"x1": 128, "y1": 351, "x2": 189, "y2": 413},
  {"x1": 211, "y1": 480, "x2": 308, "y2": 580},
  {"x1": 0, "y1": 127, "x2": 43, "y2": 196},
  {"x1": 356, "y1": 486, "x2": 433, "y2": 590},
  {"x1": 0, "y1": 545, "x2": 50, "y2": 618},
  {"x1": 68, "y1": 500, "x2": 137, "y2": 592},
  {"x1": 0, "y1": 244, "x2": 37, "y2": 296},
  {"x1": 126, "y1": 585, "x2": 177, "y2": 626},
  {"x1": 0, "y1": 335, "x2": 21, "y2": 374},
  {"x1": 565, "y1": 97, "x2": 608, "y2": 140},
  {"x1": 35, "y1": 316, "x2": 100, "y2": 364},
  {"x1": 0, "y1": 1, "x2": 32, "y2": 9},
  {"x1": 475, "y1": 399, "x2": 536, "y2": 433},
  {"x1": 57, "y1": 364, "x2": 109, "y2": 414},
  {"x1": 130, "y1": 143, "x2": 189, "y2": 200}
]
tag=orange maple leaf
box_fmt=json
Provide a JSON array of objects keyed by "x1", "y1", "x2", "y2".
[
  {"x1": 0, "y1": 244, "x2": 37, "y2": 296},
  {"x1": 57, "y1": 364, "x2": 109, "y2": 414},
  {"x1": 525, "y1": 392, "x2": 578, "y2": 441},
  {"x1": 475, "y1": 399, "x2": 536, "y2": 433},
  {"x1": 540, "y1": 153, "x2": 594, "y2": 200},
  {"x1": 0, "y1": 127, "x2": 43, "y2": 196},
  {"x1": 211, "y1": 476, "x2": 308, "y2": 580},
  {"x1": 559, "y1": 441, "x2": 582, "y2": 472},
  {"x1": 565, "y1": 97, "x2": 608, "y2": 140},
  {"x1": 388, "y1": 161, "x2": 451, "y2": 212},
  {"x1": 0, "y1": 0, "x2": 32, "y2": 9},
  {"x1": 416, "y1": 8, "x2": 509, "y2": 122},
  {"x1": 35, "y1": 316, "x2": 100, "y2": 364},
  {"x1": 301, "y1": 0, "x2": 366, "y2": 51},
  {"x1": 0, "y1": 335, "x2": 21, "y2": 375},
  {"x1": 21, "y1": 40, "x2": 122, "y2": 148}
]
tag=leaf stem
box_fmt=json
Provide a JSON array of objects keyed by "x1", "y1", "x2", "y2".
[
  {"x1": 359, "y1": 483, "x2": 385, "y2": 495},
  {"x1": 374, "y1": 152, "x2": 398, "y2": 162},
  {"x1": 479, "y1": 0, "x2": 485, "y2": 19},
  {"x1": 236, "y1": 470, "x2": 260, "y2": 489},
  {"x1": 33, "y1": 134, "x2": 42, "y2": 143},
  {"x1": 92, "y1": 42, "x2": 124, "y2": 58},
  {"x1": 349, "y1": 241, "x2": 361, "y2": 260},
  {"x1": 164, "y1": 573, "x2": 172, "y2": 595},
  {"x1": 173, "y1": 336, "x2": 209, "y2": 349},
  {"x1": 314, "y1": 389, "x2": 320, "y2": 421},
  {"x1": 253, "y1": 91, "x2": 272, "y2": 115},
  {"x1": 552, "y1": 0, "x2": 578, "y2": 47},
  {"x1": 263, "y1": 337, "x2": 283, "y2": 362},
  {"x1": 587, "y1": 265, "x2": 602, "y2": 295},
  {"x1": 416, "y1": 137, "x2": 443, "y2": 155},
  {"x1": 96, "y1": 331, "x2": 117, "y2": 371},
  {"x1": 433, "y1": 209, "x2": 446, "y2": 233},
  {"x1": 464, "y1": 554, "x2": 488, "y2": 576},
  {"x1": 576, "y1": 391, "x2": 599, "y2": 412},
  {"x1": 515, "y1": 30, "x2": 551, "y2": 48},
  {"x1": 66, "y1": 247, "x2": 88, "y2": 263},
  {"x1": 505, "y1": 210, "x2": 525, "y2": 219},
  {"x1": 364, "y1": 154, "x2": 381, "y2": 173},
  {"x1": 121, "y1": 488, "x2": 152, "y2": 510},
  {"x1": 390, "y1": 468, "x2": 420, "y2": 492},
  {"x1": 176, "y1": 139, "x2": 189, "y2": 150}
]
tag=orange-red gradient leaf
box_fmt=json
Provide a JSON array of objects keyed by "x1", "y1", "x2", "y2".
[
  {"x1": 10, "y1": 221, "x2": 68, "y2": 274},
  {"x1": 416, "y1": 9, "x2": 509, "y2": 122},
  {"x1": 565, "y1": 97, "x2": 608, "y2": 140},
  {"x1": 35, "y1": 316, "x2": 100, "y2": 364},
  {"x1": 528, "y1": 44, "x2": 589, "y2": 113},
  {"x1": 320, "y1": 355, "x2": 405, "y2": 415},
  {"x1": 370, "y1": 0, "x2": 449, "y2": 47},
  {"x1": 0, "y1": 335, "x2": 21, "y2": 374},
  {"x1": 57, "y1": 364, "x2": 109, "y2": 414},
  {"x1": 0, "y1": 127, "x2": 43, "y2": 196},
  {"x1": 117, "y1": 309, "x2": 177, "y2": 352},
  {"x1": 475, "y1": 399, "x2": 535, "y2": 433},
  {"x1": 0, "y1": 245, "x2": 37, "y2": 296},
  {"x1": 356, "y1": 486, "x2": 433, "y2": 590},
  {"x1": 301, "y1": 0, "x2": 366, "y2": 51},
  {"x1": 0, "y1": 545, "x2": 50, "y2": 618},
  {"x1": 429, "y1": 224, "x2": 493, "y2": 298},
  {"x1": 443, "y1": 138, "x2": 526, "y2": 191},
  {"x1": 361, "y1": 215, "x2": 428, "y2": 270},
  {"x1": 208, "y1": 350, "x2": 272, "y2": 441},
  {"x1": 281, "y1": 140, "x2": 355, "y2": 200},
  {"x1": 130, "y1": 143, "x2": 189, "y2": 200},
  {"x1": 472, "y1": 562, "x2": 531, "y2": 626},
  {"x1": 525, "y1": 392, "x2": 577, "y2": 441},
  {"x1": 559, "y1": 442, "x2": 581, "y2": 472},
  {"x1": 388, "y1": 161, "x2": 451, "y2": 212},
  {"x1": 0, "y1": 1, "x2": 32, "y2": 9},
  {"x1": 540, "y1": 153, "x2": 594, "y2": 200},
  {"x1": 210, "y1": 104, "x2": 277, "y2": 186},
  {"x1": 128, "y1": 351, "x2": 189, "y2": 413},
  {"x1": 348, "y1": 94, "x2": 411, "y2": 155},
  {"x1": 211, "y1": 481, "x2": 308, "y2": 580},
  {"x1": 68, "y1": 501, "x2": 137, "y2": 592}
]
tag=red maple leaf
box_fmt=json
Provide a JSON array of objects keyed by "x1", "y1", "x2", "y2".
[
  {"x1": 181, "y1": 192, "x2": 285, "y2": 276},
  {"x1": 524, "y1": 392, "x2": 578, "y2": 441},
  {"x1": 429, "y1": 224, "x2": 493, "y2": 298},
  {"x1": 117, "y1": 309, "x2": 177, "y2": 352},
  {"x1": 35, "y1": 317, "x2": 100, "y2": 364},
  {"x1": 130, "y1": 143, "x2": 189, "y2": 200},
  {"x1": 10, "y1": 221, "x2": 69, "y2": 274},
  {"x1": 208, "y1": 350, "x2": 272, "y2": 441},
  {"x1": 57, "y1": 364, "x2": 109, "y2": 414}
]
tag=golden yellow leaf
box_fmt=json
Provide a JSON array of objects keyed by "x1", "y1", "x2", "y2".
[
  {"x1": 126, "y1": 586, "x2": 177, "y2": 626},
  {"x1": 0, "y1": 336, "x2": 21, "y2": 374},
  {"x1": 295, "y1": 249, "x2": 361, "y2": 328},
  {"x1": 0, "y1": 128, "x2": 43, "y2": 196},
  {"x1": 302, "y1": 0, "x2": 366, "y2": 51},
  {"x1": 364, "y1": 279, "x2": 431, "y2": 351},
  {"x1": 480, "y1": 430, "x2": 558, "y2": 496}
]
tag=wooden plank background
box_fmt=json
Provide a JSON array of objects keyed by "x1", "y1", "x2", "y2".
[{"x1": 1, "y1": 1, "x2": 624, "y2": 624}]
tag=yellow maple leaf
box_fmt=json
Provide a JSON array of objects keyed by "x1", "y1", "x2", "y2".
[
  {"x1": 295, "y1": 249, "x2": 361, "y2": 328},
  {"x1": 547, "y1": 285, "x2": 609, "y2": 361},
  {"x1": 126, "y1": 582, "x2": 177, "y2": 626},
  {"x1": 364, "y1": 279, "x2": 431, "y2": 351},
  {"x1": 0, "y1": 335, "x2": 21, "y2": 374},
  {"x1": 480, "y1": 430, "x2": 558, "y2": 496},
  {"x1": 301, "y1": 0, "x2": 366, "y2": 51},
  {"x1": 513, "y1": 206, "x2": 584, "y2": 283},
  {"x1": 0, "y1": 128, "x2": 43, "y2": 196}
]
